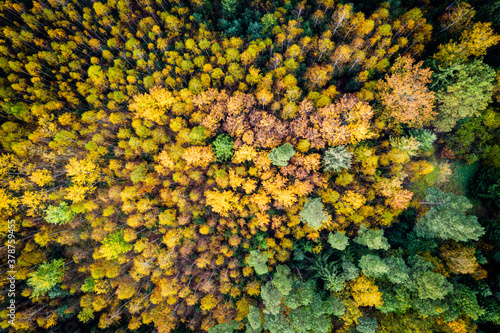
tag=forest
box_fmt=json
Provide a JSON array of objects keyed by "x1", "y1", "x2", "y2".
[{"x1": 0, "y1": 0, "x2": 499, "y2": 332}]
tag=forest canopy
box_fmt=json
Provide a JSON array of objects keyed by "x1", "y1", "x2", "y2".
[{"x1": 0, "y1": 0, "x2": 499, "y2": 332}]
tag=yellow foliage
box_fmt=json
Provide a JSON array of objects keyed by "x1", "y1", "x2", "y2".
[
  {"x1": 205, "y1": 189, "x2": 240, "y2": 216},
  {"x1": 182, "y1": 146, "x2": 215, "y2": 167},
  {"x1": 129, "y1": 86, "x2": 176, "y2": 125},
  {"x1": 350, "y1": 275, "x2": 383, "y2": 308},
  {"x1": 233, "y1": 144, "x2": 258, "y2": 163},
  {"x1": 66, "y1": 157, "x2": 100, "y2": 186},
  {"x1": 200, "y1": 294, "x2": 218, "y2": 311}
]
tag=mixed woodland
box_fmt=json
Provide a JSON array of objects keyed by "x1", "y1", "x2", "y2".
[{"x1": 1, "y1": 0, "x2": 500, "y2": 332}]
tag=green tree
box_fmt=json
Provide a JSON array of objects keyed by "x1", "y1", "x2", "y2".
[
  {"x1": 356, "y1": 316, "x2": 378, "y2": 333},
  {"x1": 247, "y1": 250, "x2": 269, "y2": 275},
  {"x1": 415, "y1": 187, "x2": 484, "y2": 242},
  {"x1": 261, "y1": 281, "x2": 283, "y2": 315},
  {"x1": 273, "y1": 265, "x2": 293, "y2": 296},
  {"x1": 358, "y1": 254, "x2": 389, "y2": 278},
  {"x1": 383, "y1": 256, "x2": 410, "y2": 284},
  {"x1": 432, "y1": 60, "x2": 496, "y2": 132},
  {"x1": 322, "y1": 145, "x2": 352, "y2": 172},
  {"x1": 100, "y1": 229, "x2": 133, "y2": 260},
  {"x1": 300, "y1": 198, "x2": 329, "y2": 229},
  {"x1": 221, "y1": 0, "x2": 238, "y2": 19},
  {"x1": 328, "y1": 231, "x2": 349, "y2": 251},
  {"x1": 44, "y1": 202, "x2": 75, "y2": 225},
  {"x1": 213, "y1": 134, "x2": 234, "y2": 161},
  {"x1": 268, "y1": 143, "x2": 296, "y2": 167},
  {"x1": 247, "y1": 305, "x2": 263, "y2": 331},
  {"x1": 472, "y1": 167, "x2": 500, "y2": 208},
  {"x1": 354, "y1": 225, "x2": 390, "y2": 250},
  {"x1": 407, "y1": 129, "x2": 436, "y2": 151},
  {"x1": 209, "y1": 320, "x2": 240, "y2": 333},
  {"x1": 412, "y1": 270, "x2": 453, "y2": 300}
]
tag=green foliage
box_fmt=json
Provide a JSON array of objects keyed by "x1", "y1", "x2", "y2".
[
  {"x1": 268, "y1": 143, "x2": 296, "y2": 167},
  {"x1": 130, "y1": 163, "x2": 147, "y2": 183},
  {"x1": 190, "y1": 126, "x2": 208, "y2": 144},
  {"x1": 221, "y1": 0, "x2": 239, "y2": 19},
  {"x1": 412, "y1": 298, "x2": 449, "y2": 317},
  {"x1": 324, "y1": 296, "x2": 346, "y2": 317},
  {"x1": 407, "y1": 129, "x2": 436, "y2": 151},
  {"x1": 247, "y1": 305, "x2": 263, "y2": 331},
  {"x1": 322, "y1": 145, "x2": 353, "y2": 172},
  {"x1": 81, "y1": 277, "x2": 96, "y2": 293},
  {"x1": 378, "y1": 285, "x2": 412, "y2": 314},
  {"x1": 341, "y1": 259, "x2": 360, "y2": 281},
  {"x1": 328, "y1": 231, "x2": 349, "y2": 251},
  {"x1": 209, "y1": 320, "x2": 240, "y2": 333},
  {"x1": 100, "y1": 229, "x2": 133, "y2": 260},
  {"x1": 27, "y1": 259, "x2": 65, "y2": 297},
  {"x1": 261, "y1": 281, "x2": 283, "y2": 315},
  {"x1": 261, "y1": 13, "x2": 277, "y2": 35},
  {"x1": 384, "y1": 256, "x2": 410, "y2": 284},
  {"x1": 309, "y1": 253, "x2": 345, "y2": 292},
  {"x1": 450, "y1": 285, "x2": 485, "y2": 320},
  {"x1": 358, "y1": 254, "x2": 389, "y2": 278},
  {"x1": 296, "y1": 280, "x2": 316, "y2": 307},
  {"x1": 212, "y1": 134, "x2": 234, "y2": 161},
  {"x1": 472, "y1": 166, "x2": 500, "y2": 208},
  {"x1": 354, "y1": 225, "x2": 390, "y2": 250},
  {"x1": 289, "y1": 307, "x2": 313, "y2": 333},
  {"x1": 479, "y1": 298, "x2": 500, "y2": 325},
  {"x1": 411, "y1": 270, "x2": 453, "y2": 300},
  {"x1": 299, "y1": 197, "x2": 328, "y2": 229},
  {"x1": 273, "y1": 265, "x2": 293, "y2": 296},
  {"x1": 356, "y1": 316, "x2": 378, "y2": 333},
  {"x1": 415, "y1": 187, "x2": 484, "y2": 242},
  {"x1": 246, "y1": 250, "x2": 269, "y2": 275},
  {"x1": 433, "y1": 60, "x2": 496, "y2": 132},
  {"x1": 44, "y1": 202, "x2": 75, "y2": 225}
]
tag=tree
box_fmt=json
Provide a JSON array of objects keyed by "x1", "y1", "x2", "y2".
[
  {"x1": 412, "y1": 270, "x2": 453, "y2": 300},
  {"x1": 328, "y1": 231, "x2": 349, "y2": 251},
  {"x1": 299, "y1": 198, "x2": 329, "y2": 229},
  {"x1": 261, "y1": 282, "x2": 282, "y2": 315},
  {"x1": 213, "y1": 134, "x2": 234, "y2": 161},
  {"x1": 356, "y1": 316, "x2": 378, "y2": 333},
  {"x1": 44, "y1": 202, "x2": 75, "y2": 225},
  {"x1": 432, "y1": 59, "x2": 495, "y2": 132},
  {"x1": 383, "y1": 257, "x2": 410, "y2": 284},
  {"x1": 354, "y1": 225, "x2": 390, "y2": 250},
  {"x1": 415, "y1": 187, "x2": 484, "y2": 242},
  {"x1": 246, "y1": 250, "x2": 268, "y2": 275},
  {"x1": 99, "y1": 229, "x2": 133, "y2": 261},
  {"x1": 273, "y1": 265, "x2": 292, "y2": 296},
  {"x1": 439, "y1": 242, "x2": 482, "y2": 275},
  {"x1": 472, "y1": 166, "x2": 500, "y2": 208},
  {"x1": 351, "y1": 275, "x2": 383, "y2": 308},
  {"x1": 434, "y1": 22, "x2": 500, "y2": 64},
  {"x1": 358, "y1": 254, "x2": 388, "y2": 278},
  {"x1": 247, "y1": 305, "x2": 263, "y2": 331},
  {"x1": 268, "y1": 143, "x2": 296, "y2": 167},
  {"x1": 322, "y1": 145, "x2": 352, "y2": 172},
  {"x1": 27, "y1": 259, "x2": 66, "y2": 296},
  {"x1": 380, "y1": 56, "x2": 435, "y2": 128},
  {"x1": 407, "y1": 129, "x2": 436, "y2": 151}
]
